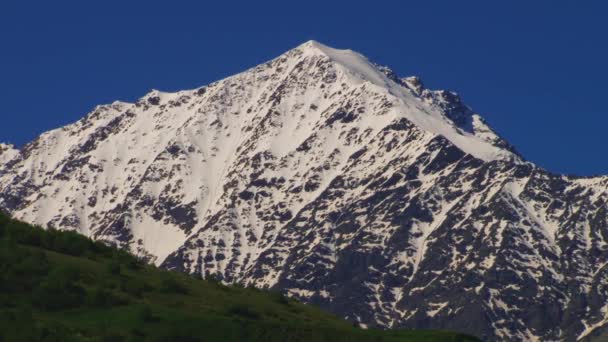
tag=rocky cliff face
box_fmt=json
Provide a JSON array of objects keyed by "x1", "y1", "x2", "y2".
[{"x1": 1, "y1": 41, "x2": 607, "y2": 341}]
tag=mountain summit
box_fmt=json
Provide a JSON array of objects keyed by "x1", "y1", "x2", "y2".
[{"x1": 1, "y1": 41, "x2": 607, "y2": 341}]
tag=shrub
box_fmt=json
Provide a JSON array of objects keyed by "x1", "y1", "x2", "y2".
[
  {"x1": 87, "y1": 287, "x2": 127, "y2": 307},
  {"x1": 33, "y1": 282, "x2": 86, "y2": 311},
  {"x1": 121, "y1": 277, "x2": 152, "y2": 297},
  {"x1": 0, "y1": 243, "x2": 50, "y2": 292},
  {"x1": 159, "y1": 276, "x2": 188, "y2": 294},
  {"x1": 136, "y1": 305, "x2": 155, "y2": 323},
  {"x1": 32, "y1": 266, "x2": 86, "y2": 310},
  {"x1": 227, "y1": 304, "x2": 260, "y2": 320},
  {"x1": 269, "y1": 291, "x2": 290, "y2": 305},
  {"x1": 107, "y1": 260, "x2": 121, "y2": 275},
  {"x1": 123, "y1": 257, "x2": 143, "y2": 270}
]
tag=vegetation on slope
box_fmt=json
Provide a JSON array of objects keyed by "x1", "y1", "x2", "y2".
[{"x1": 0, "y1": 212, "x2": 479, "y2": 342}]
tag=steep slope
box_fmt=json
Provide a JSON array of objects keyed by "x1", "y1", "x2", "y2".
[
  {"x1": 1, "y1": 41, "x2": 607, "y2": 341},
  {"x1": 0, "y1": 212, "x2": 478, "y2": 341},
  {"x1": 0, "y1": 41, "x2": 516, "y2": 263}
]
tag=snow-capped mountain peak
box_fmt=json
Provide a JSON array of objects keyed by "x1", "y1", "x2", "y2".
[
  {"x1": 297, "y1": 40, "x2": 518, "y2": 162},
  {"x1": 1, "y1": 41, "x2": 606, "y2": 341}
]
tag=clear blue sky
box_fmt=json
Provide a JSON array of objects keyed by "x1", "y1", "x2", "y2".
[{"x1": 1, "y1": 1, "x2": 607, "y2": 176}]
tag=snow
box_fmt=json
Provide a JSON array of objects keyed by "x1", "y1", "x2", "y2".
[
  {"x1": 426, "y1": 302, "x2": 449, "y2": 317},
  {"x1": 288, "y1": 288, "x2": 315, "y2": 298},
  {"x1": 131, "y1": 214, "x2": 187, "y2": 264},
  {"x1": 0, "y1": 143, "x2": 19, "y2": 164},
  {"x1": 2, "y1": 39, "x2": 607, "y2": 341},
  {"x1": 578, "y1": 305, "x2": 608, "y2": 340},
  {"x1": 301, "y1": 40, "x2": 517, "y2": 162}
]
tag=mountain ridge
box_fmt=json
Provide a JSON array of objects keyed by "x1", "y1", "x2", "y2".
[{"x1": 1, "y1": 41, "x2": 607, "y2": 341}]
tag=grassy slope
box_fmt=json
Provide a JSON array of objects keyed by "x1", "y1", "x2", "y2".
[{"x1": 0, "y1": 213, "x2": 479, "y2": 342}]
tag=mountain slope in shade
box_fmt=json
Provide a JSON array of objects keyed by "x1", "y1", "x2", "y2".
[{"x1": 1, "y1": 41, "x2": 607, "y2": 341}]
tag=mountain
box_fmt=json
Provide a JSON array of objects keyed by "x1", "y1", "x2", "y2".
[
  {"x1": 0, "y1": 143, "x2": 18, "y2": 165},
  {"x1": 1, "y1": 40, "x2": 607, "y2": 341},
  {"x1": 0, "y1": 212, "x2": 478, "y2": 341}
]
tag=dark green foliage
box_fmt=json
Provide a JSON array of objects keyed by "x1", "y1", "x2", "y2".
[
  {"x1": 159, "y1": 274, "x2": 189, "y2": 294},
  {"x1": 32, "y1": 266, "x2": 87, "y2": 310},
  {"x1": 228, "y1": 304, "x2": 261, "y2": 320},
  {"x1": 107, "y1": 259, "x2": 122, "y2": 275},
  {"x1": 0, "y1": 308, "x2": 77, "y2": 342},
  {"x1": 137, "y1": 304, "x2": 156, "y2": 323},
  {"x1": 0, "y1": 211, "x2": 128, "y2": 260},
  {"x1": 88, "y1": 287, "x2": 128, "y2": 307},
  {"x1": 123, "y1": 256, "x2": 144, "y2": 270},
  {"x1": 269, "y1": 290, "x2": 290, "y2": 305},
  {"x1": 0, "y1": 238, "x2": 50, "y2": 292},
  {"x1": 121, "y1": 276, "x2": 152, "y2": 297},
  {"x1": 151, "y1": 325, "x2": 206, "y2": 342},
  {"x1": 0, "y1": 211, "x2": 480, "y2": 342}
]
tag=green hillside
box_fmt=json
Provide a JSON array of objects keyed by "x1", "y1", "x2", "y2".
[{"x1": 0, "y1": 212, "x2": 479, "y2": 342}]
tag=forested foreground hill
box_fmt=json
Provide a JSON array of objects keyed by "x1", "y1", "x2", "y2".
[{"x1": 0, "y1": 212, "x2": 478, "y2": 342}]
